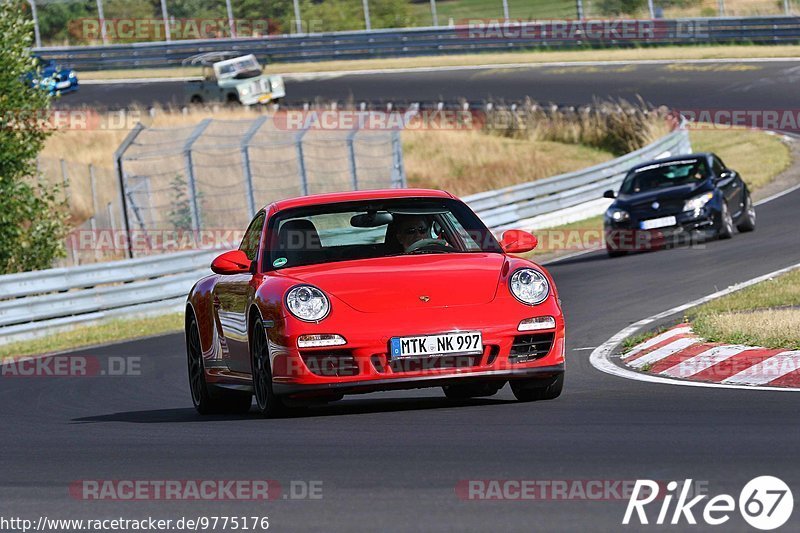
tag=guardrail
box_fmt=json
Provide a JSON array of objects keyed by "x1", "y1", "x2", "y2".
[
  {"x1": 464, "y1": 128, "x2": 692, "y2": 229},
  {"x1": 0, "y1": 127, "x2": 690, "y2": 346},
  {"x1": 35, "y1": 16, "x2": 800, "y2": 70}
]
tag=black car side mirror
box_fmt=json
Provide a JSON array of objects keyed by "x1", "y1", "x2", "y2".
[
  {"x1": 717, "y1": 170, "x2": 733, "y2": 181},
  {"x1": 603, "y1": 190, "x2": 617, "y2": 199}
]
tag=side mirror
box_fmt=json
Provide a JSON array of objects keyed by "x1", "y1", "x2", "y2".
[
  {"x1": 211, "y1": 250, "x2": 252, "y2": 275},
  {"x1": 717, "y1": 170, "x2": 733, "y2": 181},
  {"x1": 603, "y1": 190, "x2": 617, "y2": 199},
  {"x1": 500, "y1": 230, "x2": 538, "y2": 254}
]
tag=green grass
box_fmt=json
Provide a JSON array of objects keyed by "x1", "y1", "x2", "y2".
[
  {"x1": 687, "y1": 269, "x2": 800, "y2": 350},
  {"x1": 690, "y1": 128, "x2": 791, "y2": 191},
  {"x1": 0, "y1": 313, "x2": 184, "y2": 361},
  {"x1": 409, "y1": 0, "x2": 575, "y2": 24},
  {"x1": 621, "y1": 327, "x2": 668, "y2": 353}
]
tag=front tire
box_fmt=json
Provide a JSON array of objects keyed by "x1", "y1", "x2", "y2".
[
  {"x1": 717, "y1": 201, "x2": 734, "y2": 240},
  {"x1": 251, "y1": 318, "x2": 286, "y2": 418},
  {"x1": 187, "y1": 318, "x2": 252, "y2": 414},
  {"x1": 737, "y1": 194, "x2": 756, "y2": 232},
  {"x1": 510, "y1": 374, "x2": 564, "y2": 402}
]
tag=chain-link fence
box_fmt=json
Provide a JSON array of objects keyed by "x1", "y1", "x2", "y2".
[
  {"x1": 30, "y1": 0, "x2": 800, "y2": 47},
  {"x1": 35, "y1": 156, "x2": 127, "y2": 267},
  {"x1": 116, "y1": 115, "x2": 405, "y2": 257}
]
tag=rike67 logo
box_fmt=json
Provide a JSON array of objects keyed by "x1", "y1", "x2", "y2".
[{"x1": 624, "y1": 476, "x2": 793, "y2": 530}]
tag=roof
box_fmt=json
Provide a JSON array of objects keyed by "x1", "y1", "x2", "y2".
[
  {"x1": 629, "y1": 152, "x2": 712, "y2": 172},
  {"x1": 271, "y1": 189, "x2": 454, "y2": 212}
]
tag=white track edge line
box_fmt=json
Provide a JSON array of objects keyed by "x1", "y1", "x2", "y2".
[{"x1": 589, "y1": 261, "x2": 800, "y2": 392}]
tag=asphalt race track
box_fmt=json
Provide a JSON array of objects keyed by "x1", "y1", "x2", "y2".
[
  {"x1": 3, "y1": 59, "x2": 800, "y2": 531},
  {"x1": 69, "y1": 60, "x2": 800, "y2": 112}
]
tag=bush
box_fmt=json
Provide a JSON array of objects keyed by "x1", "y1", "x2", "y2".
[
  {"x1": 0, "y1": 1, "x2": 68, "y2": 273},
  {"x1": 485, "y1": 99, "x2": 670, "y2": 156}
]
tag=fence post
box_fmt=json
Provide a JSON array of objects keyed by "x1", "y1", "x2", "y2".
[
  {"x1": 502, "y1": 0, "x2": 509, "y2": 20},
  {"x1": 294, "y1": 116, "x2": 316, "y2": 196},
  {"x1": 347, "y1": 125, "x2": 360, "y2": 191},
  {"x1": 27, "y1": 1, "x2": 41, "y2": 48},
  {"x1": 96, "y1": 0, "x2": 108, "y2": 44},
  {"x1": 391, "y1": 130, "x2": 406, "y2": 188},
  {"x1": 240, "y1": 115, "x2": 268, "y2": 218},
  {"x1": 718, "y1": 0, "x2": 725, "y2": 16},
  {"x1": 293, "y1": 0, "x2": 303, "y2": 34},
  {"x1": 362, "y1": 0, "x2": 371, "y2": 31},
  {"x1": 88, "y1": 164, "x2": 100, "y2": 260},
  {"x1": 576, "y1": 0, "x2": 584, "y2": 20},
  {"x1": 784, "y1": 0, "x2": 791, "y2": 15},
  {"x1": 430, "y1": 0, "x2": 439, "y2": 26},
  {"x1": 60, "y1": 159, "x2": 70, "y2": 203},
  {"x1": 160, "y1": 0, "x2": 171, "y2": 41},
  {"x1": 647, "y1": 0, "x2": 655, "y2": 18},
  {"x1": 183, "y1": 119, "x2": 212, "y2": 234},
  {"x1": 113, "y1": 122, "x2": 145, "y2": 259}
]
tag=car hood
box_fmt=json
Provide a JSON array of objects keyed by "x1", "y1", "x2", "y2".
[
  {"x1": 277, "y1": 254, "x2": 505, "y2": 313},
  {"x1": 616, "y1": 181, "x2": 711, "y2": 206}
]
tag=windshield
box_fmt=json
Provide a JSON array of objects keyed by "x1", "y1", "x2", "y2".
[
  {"x1": 620, "y1": 159, "x2": 708, "y2": 194},
  {"x1": 266, "y1": 198, "x2": 501, "y2": 270}
]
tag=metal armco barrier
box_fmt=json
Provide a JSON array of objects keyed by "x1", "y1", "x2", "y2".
[
  {"x1": 0, "y1": 128, "x2": 690, "y2": 346},
  {"x1": 35, "y1": 17, "x2": 800, "y2": 70},
  {"x1": 463, "y1": 128, "x2": 692, "y2": 229}
]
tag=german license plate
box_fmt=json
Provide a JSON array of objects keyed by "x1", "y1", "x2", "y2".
[
  {"x1": 640, "y1": 216, "x2": 676, "y2": 230},
  {"x1": 389, "y1": 331, "x2": 482, "y2": 359}
]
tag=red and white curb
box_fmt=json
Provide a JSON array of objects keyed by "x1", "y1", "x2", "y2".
[
  {"x1": 621, "y1": 324, "x2": 800, "y2": 388},
  {"x1": 590, "y1": 261, "x2": 800, "y2": 392}
]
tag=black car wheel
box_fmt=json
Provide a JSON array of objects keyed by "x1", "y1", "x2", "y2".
[
  {"x1": 510, "y1": 374, "x2": 564, "y2": 402},
  {"x1": 442, "y1": 382, "x2": 502, "y2": 400},
  {"x1": 737, "y1": 194, "x2": 756, "y2": 233},
  {"x1": 251, "y1": 319, "x2": 286, "y2": 418},
  {"x1": 187, "y1": 317, "x2": 251, "y2": 414},
  {"x1": 717, "y1": 201, "x2": 734, "y2": 240}
]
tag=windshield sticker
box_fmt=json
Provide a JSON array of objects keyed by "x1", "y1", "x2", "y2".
[{"x1": 273, "y1": 257, "x2": 287, "y2": 268}]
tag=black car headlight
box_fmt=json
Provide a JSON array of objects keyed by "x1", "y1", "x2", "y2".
[
  {"x1": 510, "y1": 268, "x2": 550, "y2": 305},
  {"x1": 605, "y1": 207, "x2": 630, "y2": 222},
  {"x1": 285, "y1": 285, "x2": 330, "y2": 322},
  {"x1": 682, "y1": 192, "x2": 714, "y2": 212}
]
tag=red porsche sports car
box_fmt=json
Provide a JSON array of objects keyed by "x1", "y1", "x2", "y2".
[{"x1": 186, "y1": 189, "x2": 565, "y2": 416}]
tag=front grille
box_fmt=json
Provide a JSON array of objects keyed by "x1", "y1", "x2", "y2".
[
  {"x1": 631, "y1": 199, "x2": 684, "y2": 216},
  {"x1": 510, "y1": 333, "x2": 555, "y2": 363},
  {"x1": 300, "y1": 350, "x2": 358, "y2": 377}
]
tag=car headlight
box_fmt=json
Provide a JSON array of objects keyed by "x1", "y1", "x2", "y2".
[
  {"x1": 240, "y1": 87, "x2": 250, "y2": 96},
  {"x1": 68, "y1": 72, "x2": 76, "y2": 78},
  {"x1": 509, "y1": 268, "x2": 550, "y2": 305},
  {"x1": 286, "y1": 285, "x2": 330, "y2": 322},
  {"x1": 683, "y1": 192, "x2": 714, "y2": 212},
  {"x1": 605, "y1": 207, "x2": 630, "y2": 222}
]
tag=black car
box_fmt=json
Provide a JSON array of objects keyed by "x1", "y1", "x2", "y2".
[{"x1": 603, "y1": 153, "x2": 756, "y2": 257}]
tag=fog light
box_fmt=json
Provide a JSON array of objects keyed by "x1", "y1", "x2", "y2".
[
  {"x1": 297, "y1": 334, "x2": 346, "y2": 348},
  {"x1": 518, "y1": 316, "x2": 556, "y2": 332}
]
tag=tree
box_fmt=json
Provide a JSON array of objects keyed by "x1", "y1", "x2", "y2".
[{"x1": 0, "y1": 1, "x2": 68, "y2": 273}]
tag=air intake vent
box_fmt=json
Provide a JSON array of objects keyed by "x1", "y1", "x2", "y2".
[{"x1": 510, "y1": 333, "x2": 555, "y2": 363}]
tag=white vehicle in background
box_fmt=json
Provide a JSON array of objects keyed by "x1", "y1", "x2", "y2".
[{"x1": 183, "y1": 52, "x2": 285, "y2": 106}]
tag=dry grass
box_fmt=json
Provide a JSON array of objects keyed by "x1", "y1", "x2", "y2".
[
  {"x1": 77, "y1": 44, "x2": 800, "y2": 80},
  {"x1": 692, "y1": 309, "x2": 800, "y2": 350},
  {"x1": 403, "y1": 129, "x2": 614, "y2": 195},
  {"x1": 688, "y1": 269, "x2": 800, "y2": 349},
  {"x1": 663, "y1": 0, "x2": 788, "y2": 17},
  {"x1": 689, "y1": 127, "x2": 792, "y2": 191}
]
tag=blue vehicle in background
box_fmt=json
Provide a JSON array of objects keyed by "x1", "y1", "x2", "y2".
[{"x1": 28, "y1": 55, "x2": 79, "y2": 95}]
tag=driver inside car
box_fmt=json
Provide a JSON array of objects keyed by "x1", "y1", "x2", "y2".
[{"x1": 394, "y1": 214, "x2": 432, "y2": 251}]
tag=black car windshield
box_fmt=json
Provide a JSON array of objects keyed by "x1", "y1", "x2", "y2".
[
  {"x1": 266, "y1": 198, "x2": 502, "y2": 270},
  {"x1": 620, "y1": 159, "x2": 708, "y2": 194}
]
